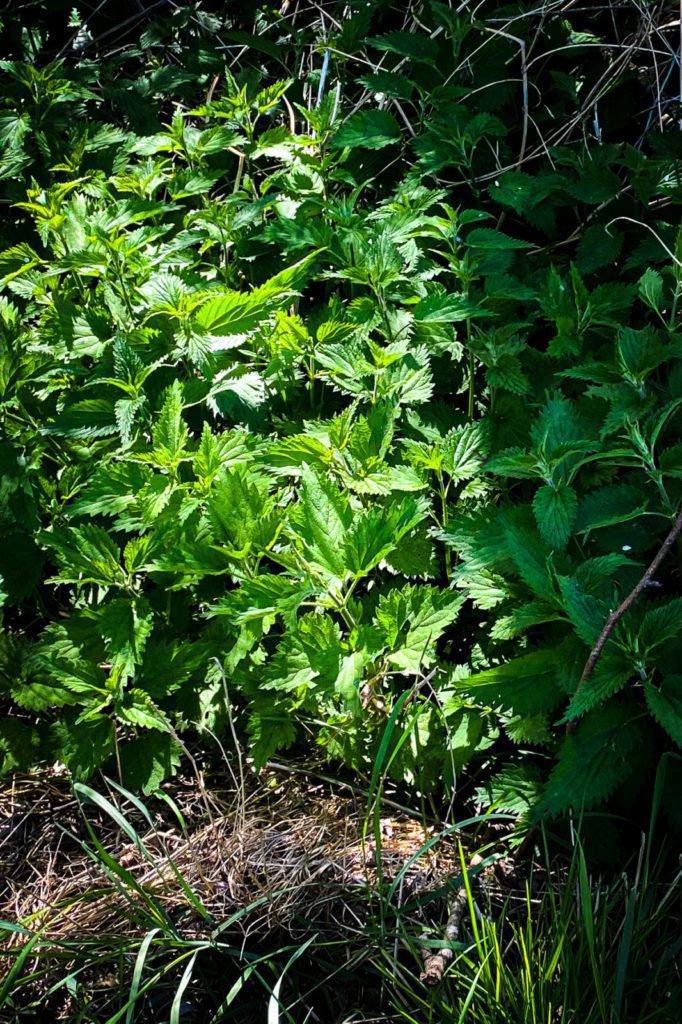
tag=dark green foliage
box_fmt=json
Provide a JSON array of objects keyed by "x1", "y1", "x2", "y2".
[{"x1": 0, "y1": 0, "x2": 680, "y2": 820}]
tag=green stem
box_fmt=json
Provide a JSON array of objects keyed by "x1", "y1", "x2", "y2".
[
  {"x1": 337, "y1": 578, "x2": 359, "y2": 630},
  {"x1": 437, "y1": 470, "x2": 451, "y2": 581},
  {"x1": 337, "y1": 603, "x2": 356, "y2": 631},
  {"x1": 112, "y1": 724, "x2": 123, "y2": 786},
  {"x1": 233, "y1": 152, "x2": 245, "y2": 194},
  {"x1": 113, "y1": 254, "x2": 134, "y2": 321},
  {"x1": 651, "y1": 467, "x2": 673, "y2": 515},
  {"x1": 376, "y1": 286, "x2": 393, "y2": 343},
  {"x1": 669, "y1": 281, "x2": 680, "y2": 330},
  {"x1": 309, "y1": 349, "x2": 316, "y2": 411},
  {"x1": 467, "y1": 345, "x2": 475, "y2": 420}
]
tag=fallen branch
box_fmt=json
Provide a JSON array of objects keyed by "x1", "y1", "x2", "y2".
[
  {"x1": 567, "y1": 506, "x2": 682, "y2": 734},
  {"x1": 419, "y1": 853, "x2": 487, "y2": 986},
  {"x1": 419, "y1": 885, "x2": 468, "y2": 986}
]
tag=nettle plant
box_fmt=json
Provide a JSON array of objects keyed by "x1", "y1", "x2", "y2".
[{"x1": 0, "y1": 5, "x2": 681, "y2": 821}]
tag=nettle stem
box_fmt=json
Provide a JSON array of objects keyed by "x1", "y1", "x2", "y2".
[
  {"x1": 233, "y1": 151, "x2": 245, "y2": 194},
  {"x1": 462, "y1": 283, "x2": 475, "y2": 420},
  {"x1": 437, "y1": 470, "x2": 452, "y2": 581},
  {"x1": 467, "y1": 345, "x2": 475, "y2": 420},
  {"x1": 112, "y1": 724, "x2": 123, "y2": 785}
]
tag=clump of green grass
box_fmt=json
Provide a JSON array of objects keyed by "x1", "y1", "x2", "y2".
[{"x1": 379, "y1": 834, "x2": 680, "y2": 1024}]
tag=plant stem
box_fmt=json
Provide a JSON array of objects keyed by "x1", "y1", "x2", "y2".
[
  {"x1": 467, "y1": 346, "x2": 475, "y2": 420},
  {"x1": 567, "y1": 505, "x2": 682, "y2": 733},
  {"x1": 233, "y1": 152, "x2": 245, "y2": 194},
  {"x1": 437, "y1": 470, "x2": 451, "y2": 581},
  {"x1": 112, "y1": 724, "x2": 123, "y2": 785}
]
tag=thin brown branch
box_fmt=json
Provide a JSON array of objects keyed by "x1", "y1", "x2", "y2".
[
  {"x1": 420, "y1": 885, "x2": 468, "y2": 985},
  {"x1": 567, "y1": 506, "x2": 682, "y2": 734}
]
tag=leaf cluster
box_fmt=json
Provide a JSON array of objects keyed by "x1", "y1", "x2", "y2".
[{"x1": 1, "y1": 0, "x2": 681, "y2": 819}]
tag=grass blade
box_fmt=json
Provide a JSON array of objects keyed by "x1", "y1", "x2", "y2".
[
  {"x1": 125, "y1": 928, "x2": 160, "y2": 1024},
  {"x1": 170, "y1": 950, "x2": 198, "y2": 1024}
]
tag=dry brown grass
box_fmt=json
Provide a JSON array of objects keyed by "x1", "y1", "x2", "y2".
[
  {"x1": 0, "y1": 763, "x2": 463, "y2": 952},
  {"x1": 0, "y1": 764, "x2": 486, "y2": 1021}
]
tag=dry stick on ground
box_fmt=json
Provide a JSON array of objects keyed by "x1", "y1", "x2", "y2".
[
  {"x1": 419, "y1": 853, "x2": 487, "y2": 986},
  {"x1": 419, "y1": 886, "x2": 469, "y2": 986},
  {"x1": 566, "y1": 505, "x2": 682, "y2": 735}
]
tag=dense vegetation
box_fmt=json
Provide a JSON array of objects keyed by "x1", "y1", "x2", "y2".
[
  {"x1": 1, "y1": 2, "x2": 681, "y2": 1022},
  {"x1": 1, "y1": 0, "x2": 681, "y2": 829}
]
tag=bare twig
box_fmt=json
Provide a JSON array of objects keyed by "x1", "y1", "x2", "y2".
[
  {"x1": 419, "y1": 885, "x2": 468, "y2": 985},
  {"x1": 567, "y1": 506, "x2": 682, "y2": 734},
  {"x1": 419, "y1": 851, "x2": 493, "y2": 986}
]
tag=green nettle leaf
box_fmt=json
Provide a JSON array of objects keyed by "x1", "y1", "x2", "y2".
[
  {"x1": 490, "y1": 601, "x2": 562, "y2": 640},
  {"x1": 639, "y1": 598, "x2": 682, "y2": 654},
  {"x1": 576, "y1": 484, "x2": 648, "y2": 532},
  {"x1": 262, "y1": 612, "x2": 343, "y2": 694},
  {"x1": 505, "y1": 712, "x2": 551, "y2": 746},
  {"x1": 115, "y1": 395, "x2": 145, "y2": 446},
  {"x1": 368, "y1": 31, "x2": 439, "y2": 62},
  {"x1": 385, "y1": 525, "x2": 438, "y2": 579},
  {"x1": 119, "y1": 731, "x2": 182, "y2": 795},
  {"x1": 538, "y1": 707, "x2": 646, "y2": 817},
  {"x1": 288, "y1": 465, "x2": 352, "y2": 578},
  {"x1": 561, "y1": 654, "x2": 633, "y2": 722},
  {"x1": 193, "y1": 424, "x2": 253, "y2": 483},
  {"x1": 118, "y1": 688, "x2": 170, "y2": 730},
  {"x1": 475, "y1": 763, "x2": 545, "y2": 815},
  {"x1": 533, "y1": 483, "x2": 577, "y2": 549},
  {"x1": 467, "y1": 227, "x2": 532, "y2": 251},
  {"x1": 344, "y1": 497, "x2": 427, "y2": 577},
  {"x1": 566, "y1": 164, "x2": 622, "y2": 204},
  {"x1": 486, "y1": 448, "x2": 538, "y2": 478},
  {"x1": 194, "y1": 289, "x2": 272, "y2": 337},
  {"x1": 617, "y1": 326, "x2": 665, "y2": 381},
  {"x1": 412, "y1": 294, "x2": 489, "y2": 325},
  {"x1": 97, "y1": 598, "x2": 154, "y2": 680},
  {"x1": 645, "y1": 677, "x2": 682, "y2": 745},
  {"x1": 458, "y1": 651, "x2": 564, "y2": 716},
  {"x1": 207, "y1": 469, "x2": 278, "y2": 554},
  {"x1": 444, "y1": 706, "x2": 484, "y2": 770},
  {"x1": 348, "y1": 400, "x2": 396, "y2": 463},
  {"x1": 442, "y1": 421, "x2": 489, "y2": 482},
  {"x1": 41, "y1": 524, "x2": 123, "y2": 586},
  {"x1": 209, "y1": 367, "x2": 266, "y2": 415},
  {"x1": 638, "y1": 267, "x2": 664, "y2": 312},
  {"x1": 333, "y1": 109, "x2": 402, "y2": 150},
  {"x1": 152, "y1": 381, "x2": 188, "y2": 464},
  {"x1": 212, "y1": 574, "x2": 312, "y2": 629},
  {"x1": 358, "y1": 71, "x2": 415, "y2": 101},
  {"x1": 247, "y1": 703, "x2": 297, "y2": 768},
  {"x1": 557, "y1": 576, "x2": 604, "y2": 646},
  {"x1": 376, "y1": 586, "x2": 463, "y2": 673},
  {"x1": 575, "y1": 223, "x2": 622, "y2": 274},
  {"x1": 267, "y1": 434, "x2": 331, "y2": 473},
  {"x1": 531, "y1": 393, "x2": 583, "y2": 450},
  {"x1": 574, "y1": 553, "x2": 634, "y2": 591},
  {"x1": 52, "y1": 718, "x2": 114, "y2": 779},
  {"x1": 44, "y1": 398, "x2": 118, "y2": 438},
  {"x1": 25, "y1": 627, "x2": 105, "y2": 706},
  {"x1": 0, "y1": 718, "x2": 41, "y2": 775},
  {"x1": 504, "y1": 520, "x2": 555, "y2": 598}
]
